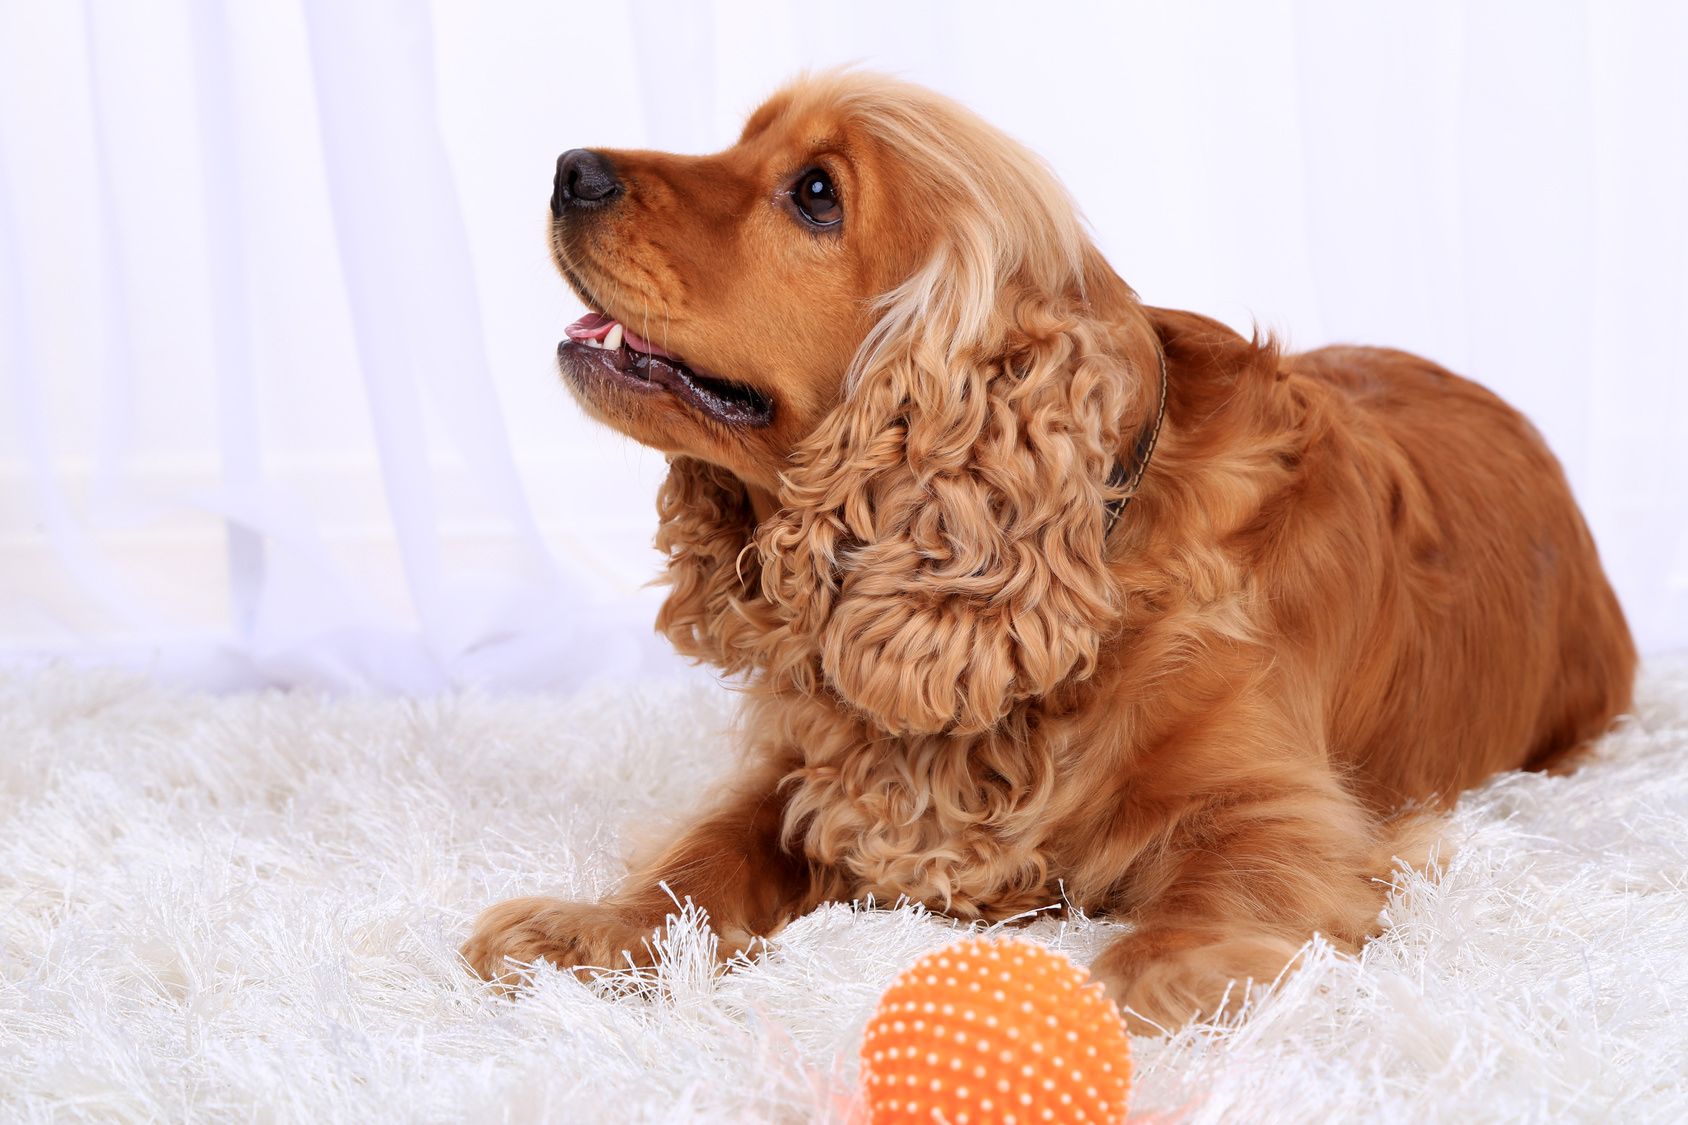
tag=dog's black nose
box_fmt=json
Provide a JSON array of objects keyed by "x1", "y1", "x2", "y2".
[{"x1": 553, "y1": 149, "x2": 621, "y2": 215}]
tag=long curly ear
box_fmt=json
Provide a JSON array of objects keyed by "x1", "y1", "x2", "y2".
[
  {"x1": 759, "y1": 249, "x2": 1149, "y2": 735},
  {"x1": 652, "y1": 456, "x2": 764, "y2": 671}
]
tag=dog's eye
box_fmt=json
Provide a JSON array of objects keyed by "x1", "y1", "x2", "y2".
[{"x1": 792, "y1": 167, "x2": 841, "y2": 227}]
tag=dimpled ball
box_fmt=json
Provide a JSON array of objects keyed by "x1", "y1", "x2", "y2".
[{"x1": 860, "y1": 937, "x2": 1132, "y2": 1124}]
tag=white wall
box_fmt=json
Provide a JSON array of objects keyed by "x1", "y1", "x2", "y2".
[{"x1": 1, "y1": 0, "x2": 1684, "y2": 692}]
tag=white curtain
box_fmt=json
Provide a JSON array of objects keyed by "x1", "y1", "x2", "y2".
[{"x1": 2, "y1": 0, "x2": 1684, "y2": 694}]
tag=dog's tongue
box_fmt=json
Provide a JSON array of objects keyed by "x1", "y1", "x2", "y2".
[
  {"x1": 565, "y1": 312, "x2": 616, "y2": 340},
  {"x1": 564, "y1": 312, "x2": 677, "y2": 360}
]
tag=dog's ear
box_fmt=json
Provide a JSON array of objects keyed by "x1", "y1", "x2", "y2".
[
  {"x1": 758, "y1": 248, "x2": 1155, "y2": 735},
  {"x1": 653, "y1": 456, "x2": 767, "y2": 672}
]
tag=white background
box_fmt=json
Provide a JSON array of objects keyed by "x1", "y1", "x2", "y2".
[{"x1": 2, "y1": 0, "x2": 1684, "y2": 693}]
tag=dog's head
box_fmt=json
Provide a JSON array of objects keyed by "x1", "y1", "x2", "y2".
[{"x1": 551, "y1": 71, "x2": 1165, "y2": 735}]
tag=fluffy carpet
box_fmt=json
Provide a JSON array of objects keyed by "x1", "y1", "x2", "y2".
[{"x1": 2, "y1": 662, "x2": 1685, "y2": 1123}]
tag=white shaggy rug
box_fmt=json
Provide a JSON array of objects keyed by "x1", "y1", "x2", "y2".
[{"x1": 2, "y1": 662, "x2": 1686, "y2": 1123}]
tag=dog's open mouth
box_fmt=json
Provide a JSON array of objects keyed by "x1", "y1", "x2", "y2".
[{"x1": 558, "y1": 312, "x2": 773, "y2": 427}]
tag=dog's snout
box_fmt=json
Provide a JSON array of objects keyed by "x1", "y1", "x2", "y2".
[{"x1": 553, "y1": 149, "x2": 622, "y2": 215}]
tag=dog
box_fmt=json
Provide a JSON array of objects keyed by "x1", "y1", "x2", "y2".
[{"x1": 462, "y1": 71, "x2": 1635, "y2": 1033}]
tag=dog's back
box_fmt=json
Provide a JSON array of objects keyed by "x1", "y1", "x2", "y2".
[{"x1": 1287, "y1": 344, "x2": 1635, "y2": 809}]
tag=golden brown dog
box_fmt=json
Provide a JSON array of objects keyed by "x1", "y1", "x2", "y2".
[{"x1": 462, "y1": 71, "x2": 1635, "y2": 1032}]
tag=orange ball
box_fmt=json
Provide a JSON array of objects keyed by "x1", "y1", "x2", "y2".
[{"x1": 860, "y1": 937, "x2": 1132, "y2": 1124}]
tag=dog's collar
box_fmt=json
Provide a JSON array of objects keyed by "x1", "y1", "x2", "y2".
[{"x1": 1103, "y1": 346, "x2": 1169, "y2": 536}]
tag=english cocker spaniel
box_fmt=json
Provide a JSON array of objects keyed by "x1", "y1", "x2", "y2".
[{"x1": 463, "y1": 71, "x2": 1636, "y2": 1032}]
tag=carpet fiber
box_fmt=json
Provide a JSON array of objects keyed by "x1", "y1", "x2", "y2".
[{"x1": 2, "y1": 663, "x2": 1685, "y2": 1122}]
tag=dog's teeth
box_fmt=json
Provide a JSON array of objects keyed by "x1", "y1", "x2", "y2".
[
  {"x1": 603, "y1": 323, "x2": 624, "y2": 351},
  {"x1": 585, "y1": 337, "x2": 604, "y2": 349}
]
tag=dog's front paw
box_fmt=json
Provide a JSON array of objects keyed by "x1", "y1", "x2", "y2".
[{"x1": 460, "y1": 897, "x2": 658, "y2": 987}]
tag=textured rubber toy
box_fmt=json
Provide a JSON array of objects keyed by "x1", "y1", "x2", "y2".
[{"x1": 860, "y1": 937, "x2": 1132, "y2": 1123}]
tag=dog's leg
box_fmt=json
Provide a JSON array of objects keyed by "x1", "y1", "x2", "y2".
[
  {"x1": 1090, "y1": 733, "x2": 1392, "y2": 1034},
  {"x1": 462, "y1": 761, "x2": 824, "y2": 986}
]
